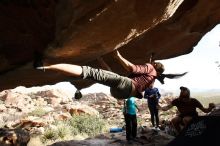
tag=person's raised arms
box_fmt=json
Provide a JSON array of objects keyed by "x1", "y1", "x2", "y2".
[{"x1": 112, "y1": 50, "x2": 134, "y2": 72}]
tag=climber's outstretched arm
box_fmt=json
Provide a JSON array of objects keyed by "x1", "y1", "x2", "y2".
[{"x1": 113, "y1": 50, "x2": 134, "y2": 72}]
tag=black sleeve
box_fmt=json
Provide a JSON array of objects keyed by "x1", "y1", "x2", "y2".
[{"x1": 171, "y1": 98, "x2": 178, "y2": 106}]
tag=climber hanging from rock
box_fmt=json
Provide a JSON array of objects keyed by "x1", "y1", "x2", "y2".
[{"x1": 35, "y1": 49, "x2": 187, "y2": 100}]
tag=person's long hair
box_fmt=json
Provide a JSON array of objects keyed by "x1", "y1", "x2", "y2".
[
  {"x1": 148, "y1": 53, "x2": 187, "y2": 84},
  {"x1": 157, "y1": 72, "x2": 188, "y2": 84}
]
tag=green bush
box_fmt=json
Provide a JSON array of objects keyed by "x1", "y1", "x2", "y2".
[
  {"x1": 69, "y1": 114, "x2": 107, "y2": 137},
  {"x1": 57, "y1": 124, "x2": 71, "y2": 139},
  {"x1": 41, "y1": 114, "x2": 108, "y2": 144},
  {"x1": 70, "y1": 126, "x2": 79, "y2": 136},
  {"x1": 41, "y1": 128, "x2": 58, "y2": 143},
  {"x1": 28, "y1": 107, "x2": 47, "y2": 117}
]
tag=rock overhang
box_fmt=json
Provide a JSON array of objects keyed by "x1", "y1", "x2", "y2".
[{"x1": 0, "y1": 0, "x2": 220, "y2": 90}]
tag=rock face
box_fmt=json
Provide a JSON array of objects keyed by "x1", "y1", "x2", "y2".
[
  {"x1": 0, "y1": 0, "x2": 220, "y2": 90},
  {"x1": 0, "y1": 128, "x2": 30, "y2": 146}
]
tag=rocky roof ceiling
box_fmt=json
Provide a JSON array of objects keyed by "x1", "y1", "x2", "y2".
[{"x1": 0, "y1": 0, "x2": 220, "y2": 91}]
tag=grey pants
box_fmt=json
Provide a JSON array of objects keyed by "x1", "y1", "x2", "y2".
[{"x1": 81, "y1": 66, "x2": 132, "y2": 99}]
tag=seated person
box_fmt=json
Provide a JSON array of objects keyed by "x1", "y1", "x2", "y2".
[{"x1": 158, "y1": 86, "x2": 215, "y2": 134}]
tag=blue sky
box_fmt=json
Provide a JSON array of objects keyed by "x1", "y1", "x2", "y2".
[{"x1": 53, "y1": 24, "x2": 220, "y2": 94}]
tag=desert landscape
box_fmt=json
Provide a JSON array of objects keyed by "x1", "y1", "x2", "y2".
[
  {"x1": 0, "y1": 84, "x2": 219, "y2": 146},
  {"x1": 1, "y1": 1, "x2": 220, "y2": 145}
]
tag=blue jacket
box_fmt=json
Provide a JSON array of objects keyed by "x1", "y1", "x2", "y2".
[{"x1": 144, "y1": 88, "x2": 161, "y2": 104}]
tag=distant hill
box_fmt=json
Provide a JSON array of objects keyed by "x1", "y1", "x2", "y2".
[
  {"x1": 189, "y1": 89, "x2": 220, "y2": 97},
  {"x1": 159, "y1": 88, "x2": 220, "y2": 107},
  {"x1": 159, "y1": 88, "x2": 220, "y2": 97}
]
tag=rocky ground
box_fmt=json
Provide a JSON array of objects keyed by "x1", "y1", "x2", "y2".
[
  {"x1": 0, "y1": 86, "x2": 219, "y2": 146},
  {"x1": 49, "y1": 128, "x2": 174, "y2": 146}
]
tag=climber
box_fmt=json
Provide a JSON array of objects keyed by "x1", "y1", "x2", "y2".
[{"x1": 36, "y1": 49, "x2": 186, "y2": 100}]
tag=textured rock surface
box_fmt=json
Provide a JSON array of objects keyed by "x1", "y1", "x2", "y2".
[
  {"x1": 0, "y1": 0, "x2": 220, "y2": 90},
  {"x1": 0, "y1": 128, "x2": 30, "y2": 146}
]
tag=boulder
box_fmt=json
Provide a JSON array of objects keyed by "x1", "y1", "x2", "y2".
[
  {"x1": 0, "y1": 128, "x2": 30, "y2": 146},
  {"x1": 0, "y1": 0, "x2": 220, "y2": 90}
]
